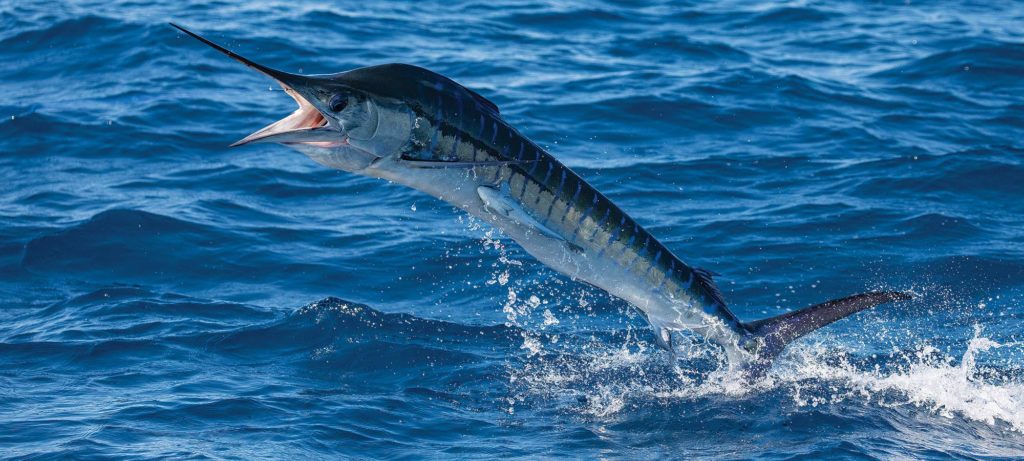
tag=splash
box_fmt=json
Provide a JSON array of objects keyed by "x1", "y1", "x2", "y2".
[
  {"x1": 773, "y1": 325, "x2": 1024, "y2": 432},
  {"x1": 469, "y1": 224, "x2": 617, "y2": 414},
  {"x1": 510, "y1": 317, "x2": 1024, "y2": 433},
  {"x1": 465, "y1": 220, "x2": 1023, "y2": 434}
]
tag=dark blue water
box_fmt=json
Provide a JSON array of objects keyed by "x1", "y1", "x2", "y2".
[{"x1": 3, "y1": 1, "x2": 1024, "y2": 458}]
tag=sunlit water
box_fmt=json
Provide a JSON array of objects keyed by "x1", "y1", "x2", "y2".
[{"x1": 2, "y1": 1, "x2": 1023, "y2": 458}]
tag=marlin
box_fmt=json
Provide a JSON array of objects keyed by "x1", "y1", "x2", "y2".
[{"x1": 172, "y1": 24, "x2": 912, "y2": 378}]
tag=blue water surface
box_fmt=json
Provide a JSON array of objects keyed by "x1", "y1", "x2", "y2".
[{"x1": 2, "y1": 1, "x2": 1024, "y2": 459}]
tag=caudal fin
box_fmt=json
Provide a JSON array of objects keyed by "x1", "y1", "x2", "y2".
[{"x1": 741, "y1": 291, "x2": 913, "y2": 377}]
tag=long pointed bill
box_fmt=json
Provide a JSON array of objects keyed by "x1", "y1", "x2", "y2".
[{"x1": 171, "y1": 23, "x2": 337, "y2": 147}]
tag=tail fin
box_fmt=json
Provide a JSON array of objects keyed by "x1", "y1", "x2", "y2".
[{"x1": 742, "y1": 291, "x2": 913, "y2": 377}]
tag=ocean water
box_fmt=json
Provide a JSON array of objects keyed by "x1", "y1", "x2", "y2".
[{"x1": 2, "y1": 0, "x2": 1023, "y2": 458}]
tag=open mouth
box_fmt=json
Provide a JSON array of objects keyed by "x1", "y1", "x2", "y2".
[
  {"x1": 231, "y1": 84, "x2": 341, "y2": 148},
  {"x1": 272, "y1": 86, "x2": 329, "y2": 134}
]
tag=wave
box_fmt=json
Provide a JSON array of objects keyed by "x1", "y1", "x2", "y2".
[
  {"x1": 500, "y1": 8, "x2": 630, "y2": 29},
  {"x1": 0, "y1": 15, "x2": 128, "y2": 51},
  {"x1": 209, "y1": 296, "x2": 518, "y2": 357},
  {"x1": 1, "y1": 286, "x2": 271, "y2": 340},
  {"x1": 606, "y1": 34, "x2": 750, "y2": 62},
  {"x1": 19, "y1": 209, "x2": 338, "y2": 293},
  {"x1": 23, "y1": 209, "x2": 229, "y2": 275},
  {"x1": 746, "y1": 6, "x2": 837, "y2": 26},
  {"x1": 2, "y1": 291, "x2": 518, "y2": 386},
  {"x1": 848, "y1": 153, "x2": 1024, "y2": 200},
  {"x1": 871, "y1": 42, "x2": 1024, "y2": 91}
]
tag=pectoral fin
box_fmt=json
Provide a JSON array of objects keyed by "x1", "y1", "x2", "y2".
[
  {"x1": 476, "y1": 186, "x2": 582, "y2": 253},
  {"x1": 400, "y1": 158, "x2": 538, "y2": 168}
]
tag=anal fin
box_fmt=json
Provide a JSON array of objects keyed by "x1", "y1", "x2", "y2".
[
  {"x1": 653, "y1": 326, "x2": 674, "y2": 352},
  {"x1": 644, "y1": 314, "x2": 675, "y2": 354}
]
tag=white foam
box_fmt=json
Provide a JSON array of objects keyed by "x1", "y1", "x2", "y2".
[
  {"x1": 508, "y1": 322, "x2": 1024, "y2": 433},
  {"x1": 772, "y1": 326, "x2": 1024, "y2": 432},
  {"x1": 477, "y1": 229, "x2": 1024, "y2": 434}
]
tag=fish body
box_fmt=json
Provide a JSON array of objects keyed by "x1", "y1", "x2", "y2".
[{"x1": 173, "y1": 24, "x2": 911, "y2": 377}]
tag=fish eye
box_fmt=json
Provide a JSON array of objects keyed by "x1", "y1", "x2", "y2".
[{"x1": 329, "y1": 94, "x2": 349, "y2": 112}]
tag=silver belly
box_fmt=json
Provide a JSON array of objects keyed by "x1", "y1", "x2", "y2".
[{"x1": 367, "y1": 159, "x2": 743, "y2": 349}]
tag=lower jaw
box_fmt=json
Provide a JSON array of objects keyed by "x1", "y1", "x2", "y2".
[{"x1": 284, "y1": 141, "x2": 345, "y2": 148}]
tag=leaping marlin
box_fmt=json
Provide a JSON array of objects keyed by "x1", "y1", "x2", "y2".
[{"x1": 171, "y1": 24, "x2": 912, "y2": 379}]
